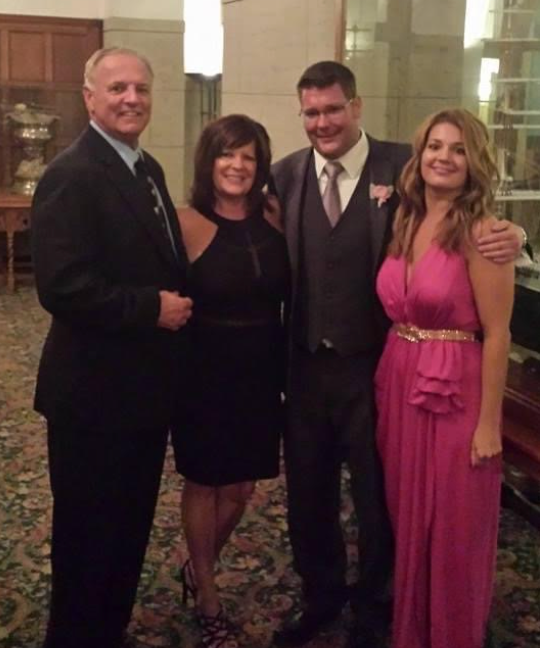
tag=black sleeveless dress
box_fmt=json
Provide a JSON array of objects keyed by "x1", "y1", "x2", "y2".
[{"x1": 171, "y1": 207, "x2": 289, "y2": 486}]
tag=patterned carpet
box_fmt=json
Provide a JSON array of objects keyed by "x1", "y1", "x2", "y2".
[{"x1": 0, "y1": 285, "x2": 539, "y2": 648}]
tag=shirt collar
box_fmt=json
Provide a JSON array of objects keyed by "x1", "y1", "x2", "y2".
[
  {"x1": 314, "y1": 129, "x2": 369, "y2": 180},
  {"x1": 90, "y1": 120, "x2": 141, "y2": 174}
]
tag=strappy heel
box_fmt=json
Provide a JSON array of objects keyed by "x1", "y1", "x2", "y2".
[
  {"x1": 197, "y1": 606, "x2": 238, "y2": 648},
  {"x1": 180, "y1": 558, "x2": 197, "y2": 606}
]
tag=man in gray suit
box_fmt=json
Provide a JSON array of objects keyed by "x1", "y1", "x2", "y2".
[{"x1": 271, "y1": 61, "x2": 522, "y2": 648}]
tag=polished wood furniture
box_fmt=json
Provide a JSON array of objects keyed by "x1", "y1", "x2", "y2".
[
  {"x1": 502, "y1": 358, "x2": 540, "y2": 527},
  {"x1": 0, "y1": 191, "x2": 31, "y2": 292},
  {"x1": 504, "y1": 360, "x2": 540, "y2": 479}
]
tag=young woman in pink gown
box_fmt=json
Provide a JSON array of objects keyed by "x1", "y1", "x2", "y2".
[{"x1": 375, "y1": 108, "x2": 514, "y2": 648}]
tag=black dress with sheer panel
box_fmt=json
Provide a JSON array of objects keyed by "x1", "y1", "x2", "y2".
[{"x1": 171, "y1": 206, "x2": 289, "y2": 486}]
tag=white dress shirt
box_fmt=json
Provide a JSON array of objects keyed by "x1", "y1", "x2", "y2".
[
  {"x1": 313, "y1": 130, "x2": 369, "y2": 212},
  {"x1": 90, "y1": 120, "x2": 141, "y2": 173}
]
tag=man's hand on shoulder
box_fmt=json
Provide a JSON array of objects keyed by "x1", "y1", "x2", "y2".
[
  {"x1": 158, "y1": 291, "x2": 193, "y2": 330},
  {"x1": 476, "y1": 219, "x2": 524, "y2": 264}
]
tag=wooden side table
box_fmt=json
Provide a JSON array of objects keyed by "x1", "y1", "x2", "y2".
[{"x1": 0, "y1": 191, "x2": 32, "y2": 293}]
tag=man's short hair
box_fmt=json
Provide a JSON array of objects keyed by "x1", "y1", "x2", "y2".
[
  {"x1": 296, "y1": 61, "x2": 357, "y2": 100},
  {"x1": 83, "y1": 47, "x2": 154, "y2": 89}
]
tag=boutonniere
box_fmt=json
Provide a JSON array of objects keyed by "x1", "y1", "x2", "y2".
[{"x1": 369, "y1": 183, "x2": 394, "y2": 208}]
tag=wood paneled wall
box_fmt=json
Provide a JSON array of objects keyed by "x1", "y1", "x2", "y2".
[{"x1": 0, "y1": 14, "x2": 102, "y2": 188}]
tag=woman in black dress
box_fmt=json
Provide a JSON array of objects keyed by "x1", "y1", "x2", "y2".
[{"x1": 171, "y1": 115, "x2": 288, "y2": 648}]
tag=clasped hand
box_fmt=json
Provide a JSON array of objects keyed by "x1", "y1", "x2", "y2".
[{"x1": 158, "y1": 290, "x2": 193, "y2": 330}]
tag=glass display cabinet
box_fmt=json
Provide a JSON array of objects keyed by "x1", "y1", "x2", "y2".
[
  {"x1": 482, "y1": 0, "x2": 540, "y2": 349},
  {"x1": 481, "y1": 0, "x2": 540, "y2": 514},
  {"x1": 0, "y1": 14, "x2": 100, "y2": 291}
]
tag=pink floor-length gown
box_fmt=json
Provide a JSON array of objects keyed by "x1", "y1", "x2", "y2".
[{"x1": 375, "y1": 244, "x2": 501, "y2": 648}]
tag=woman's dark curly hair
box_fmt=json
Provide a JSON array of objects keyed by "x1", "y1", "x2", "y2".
[{"x1": 190, "y1": 114, "x2": 273, "y2": 215}]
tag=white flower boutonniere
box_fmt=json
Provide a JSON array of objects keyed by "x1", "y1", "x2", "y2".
[{"x1": 369, "y1": 183, "x2": 394, "y2": 208}]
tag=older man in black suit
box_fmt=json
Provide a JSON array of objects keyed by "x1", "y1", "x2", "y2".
[
  {"x1": 31, "y1": 47, "x2": 192, "y2": 648},
  {"x1": 271, "y1": 61, "x2": 523, "y2": 648}
]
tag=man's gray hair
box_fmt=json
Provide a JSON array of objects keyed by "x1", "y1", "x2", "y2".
[{"x1": 83, "y1": 47, "x2": 154, "y2": 89}]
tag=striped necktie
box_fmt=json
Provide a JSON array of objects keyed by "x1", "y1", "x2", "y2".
[
  {"x1": 322, "y1": 161, "x2": 344, "y2": 227},
  {"x1": 135, "y1": 156, "x2": 177, "y2": 258}
]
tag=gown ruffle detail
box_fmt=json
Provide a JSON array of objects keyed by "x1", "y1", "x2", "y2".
[{"x1": 408, "y1": 340, "x2": 465, "y2": 414}]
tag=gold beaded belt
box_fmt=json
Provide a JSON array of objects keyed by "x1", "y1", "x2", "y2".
[{"x1": 392, "y1": 323, "x2": 477, "y2": 343}]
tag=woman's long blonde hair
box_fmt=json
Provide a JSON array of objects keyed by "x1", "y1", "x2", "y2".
[{"x1": 389, "y1": 108, "x2": 499, "y2": 258}]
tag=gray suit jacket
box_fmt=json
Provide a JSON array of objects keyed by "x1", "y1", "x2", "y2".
[{"x1": 270, "y1": 135, "x2": 411, "y2": 325}]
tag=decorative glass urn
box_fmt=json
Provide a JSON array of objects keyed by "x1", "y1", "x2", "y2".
[{"x1": 5, "y1": 103, "x2": 59, "y2": 196}]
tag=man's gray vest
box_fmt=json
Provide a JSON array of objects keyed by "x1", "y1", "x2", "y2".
[{"x1": 294, "y1": 158, "x2": 379, "y2": 356}]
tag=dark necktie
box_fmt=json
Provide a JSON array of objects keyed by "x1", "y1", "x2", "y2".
[
  {"x1": 322, "y1": 161, "x2": 344, "y2": 227},
  {"x1": 134, "y1": 156, "x2": 177, "y2": 257}
]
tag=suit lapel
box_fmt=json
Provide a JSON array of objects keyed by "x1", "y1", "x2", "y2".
[
  {"x1": 367, "y1": 136, "x2": 395, "y2": 278},
  {"x1": 86, "y1": 128, "x2": 179, "y2": 270}
]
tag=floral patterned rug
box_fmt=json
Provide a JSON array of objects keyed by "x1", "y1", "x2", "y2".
[{"x1": 0, "y1": 286, "x2": 539, "y2": 648}]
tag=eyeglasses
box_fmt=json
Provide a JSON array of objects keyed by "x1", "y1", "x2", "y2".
[{"x1": 299, "y1": 99, "x2": 354, "y2": 123}]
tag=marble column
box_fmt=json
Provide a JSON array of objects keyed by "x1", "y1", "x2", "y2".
[
  {"x1": 222, "y1": 0, "x2": 341, "y2": 160},
  {"x1": 103, "y1": 16, "x2": 186, "y2": 203},
  {"x1": 345, "y1": 0, "x2": 467, "y2": 142}
]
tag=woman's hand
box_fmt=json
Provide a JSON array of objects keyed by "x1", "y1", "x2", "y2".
[{"x1": 470, "y1": 424, "x2": 502, "y2": 467}]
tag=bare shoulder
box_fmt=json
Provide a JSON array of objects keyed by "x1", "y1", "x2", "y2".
[
  {"x1": 263, "y1": 195, "x2": 284, "y2": 233},
  {"x1": 176, "y1": 206, "x2": 218, "y2": 263},
  {"x1": 467, "y1": 215, "x2": 500, "y2": 262},
  {"x1": 177, "y1": 206, "x2": 210, "y2": 230},
  {"x1": 472, "y1": 214, "x2": 499, "y2": 239}
]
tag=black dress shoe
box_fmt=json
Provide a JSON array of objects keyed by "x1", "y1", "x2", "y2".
[
  {"x1": 484, "y1": 624, "x2": 500, "y2": 648},
  {"x1": 346, "y1": 625, "x2": 387, "y2": 648},
  {"x1": 273, "y1": 605, "x2": 344, "y2": 647},
  {"x1": 351, "y1": 597, "x2": 391, "y2": 631}
]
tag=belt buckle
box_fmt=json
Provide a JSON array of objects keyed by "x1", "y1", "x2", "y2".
[{"x1": 402, "y1": 326, "x2": 421, "y2": 343}]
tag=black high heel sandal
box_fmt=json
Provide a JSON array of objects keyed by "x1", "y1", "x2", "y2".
[
  {"x1": 180, "y1": 558, "x2": 197, "y2": 606},
  {"x1": 197, "y1": 606, "x2": 238, "y2": 648}
]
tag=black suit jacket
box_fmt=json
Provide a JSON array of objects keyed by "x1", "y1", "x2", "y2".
[{"x1": 31, "y1": 126, "x2": 189, "y2": 431}]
